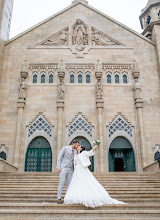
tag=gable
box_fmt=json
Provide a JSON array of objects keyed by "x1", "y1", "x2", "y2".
[
  {"x1": 30, "y1": 19, "x2": 126, "y2": 57},
  {"x1": 6, "y1": 2, "x2": 155, "y2": 47}
]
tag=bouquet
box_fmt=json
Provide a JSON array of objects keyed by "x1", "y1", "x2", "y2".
[{"x1": 93, "y1": 140, "x2": 101, "y2": 147}]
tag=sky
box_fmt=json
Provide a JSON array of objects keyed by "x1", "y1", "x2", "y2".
[{"x1": 9, "y1": 0, "x2": 148, "y2": 39}]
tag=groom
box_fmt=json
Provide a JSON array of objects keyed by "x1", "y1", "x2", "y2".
[{"x1": 57, "y1": 139, "x2": 79, "y2": 204}]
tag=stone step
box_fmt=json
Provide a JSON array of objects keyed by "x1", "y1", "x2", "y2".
[
  {"x1": 1, "y1": 189, "x2": 160, "y2": 193},
  {"x1": 0, "y1": 190, "x2": 160, "y2": 195},
  {"x1": 1, "y1": 186, "x2": 160, "y2": 190},
  {"x1": 0, "y1": 198, "x2": 159, "y2": 203},
  {"x1": 0, "y1": 209, "x2": 160, "y2": 219},
  {"x1": 0, "y1": 203, "x2": 160, "y2": 210}
]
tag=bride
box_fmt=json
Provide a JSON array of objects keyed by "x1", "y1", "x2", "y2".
[{"x1": 64, "y1": 145, "x2": 126, "y2": 208}]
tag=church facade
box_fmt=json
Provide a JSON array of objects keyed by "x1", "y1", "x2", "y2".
[{"x1": 0, "y1": 0, "x2": 160, "y2": 173}]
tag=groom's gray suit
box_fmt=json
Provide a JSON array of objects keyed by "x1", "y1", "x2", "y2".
[{"x1": 57, "y1": 145, "x2": 77, "y2": 199}]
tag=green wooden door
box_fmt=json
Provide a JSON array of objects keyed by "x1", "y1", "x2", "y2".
[
  {"x1": 25, "y1": 137, "x2": 52, "y2": 172},
  {"x1": 109, "y1": 137, "x2": 136, "y2": 172},
  {"x1": 71, "y1": 136, "x2": 94, "y2": 172}
]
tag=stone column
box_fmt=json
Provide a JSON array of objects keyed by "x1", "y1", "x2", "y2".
[
  {"x1": 14, "y1": 100, "x2": 25, "y2": 168},
  {"x1": 57, "y1": 61, "x2": 65, "y2": 156},
  {"x1": 57, "y1": 101, "x2": 64, "y2": 155},
  {"x1": 95, "y1": 60, "x2": 104, "y2": 172},
  {"x1": 133, "y1": 61, "x2": 147, "y2": 170},
  {"x1": 14, "y1": 61, "x2": 28, "y2": 168}
]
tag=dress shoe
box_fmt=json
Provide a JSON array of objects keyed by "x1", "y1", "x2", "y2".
[{"x1": 57, "y1": 199, "x2": 63, "y2": 204}]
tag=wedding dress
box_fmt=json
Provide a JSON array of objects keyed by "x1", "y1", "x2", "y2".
[{"x1": 64, "y1": 149, "x2": 126, "y2": 208}]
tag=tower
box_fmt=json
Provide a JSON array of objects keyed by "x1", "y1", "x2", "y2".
[
  {"x1": 140, "y1": 0, "x2": 160, "y2": 73},
  {"x1": 139, "y1": 0, "x2": 160, "y2": 39},
  {"x1": 0, "y1": 0, "x2": 14, "y2": 73}
]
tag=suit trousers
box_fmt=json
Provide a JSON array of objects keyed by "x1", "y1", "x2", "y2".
[{"x1": 57, "y1": 167, "x2": 73, "y2": 199}]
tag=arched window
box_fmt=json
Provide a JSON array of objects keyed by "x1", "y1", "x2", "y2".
[
  {"x1": 158, "y1": 11, "x2": 160, "y2": 19},
  {"x1": 86, "y1": 74, "x2": 91, "y2": 83},
  {"x1": 0, "y1": 151, "x2": 6, "y2": 160},
  {"x1": 123, "y1": 74, "x2": 128, "y2": 84},
  {"x1": 41, "y1": 74, "x2": 45, "y2": 83},
  {"x1": 49, "y1": 74, "x2": 54, "y2": 83},
  {"x1": 115, "y1": 74, "x2": 120, "y2": 83},
  {"x1": 70, "y1": 74, "x2": 74, "y2": 83},
  {"x1": 33, "y1": 74, "x2": 38, "y2": 83},
  {"x1": 107, "y1": 74, "x2": 112, "y2": 83},
  {"x1": 146, "y1": 15, "x2": 152, "y2": 25},
  {"x1": 78, "y1": 73, "x2": 82, "y2": 83}
]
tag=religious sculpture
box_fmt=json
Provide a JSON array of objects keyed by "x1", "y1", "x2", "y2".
[
  {"x1": 72, "y1": 19, "x2": 88, "y2": 51},
  {"x1": 92, "y1": 28, "x2": 117, "y2": 46},
  {"x1": 133, "y1": 81, "x2": 142, "y2": 100},
  {"x1": 96, "y1": 60, "x2": 102, "y2": 73},
  {"x1": 18, "y1": 77, "x2": 27, "y2": 100},
  {"x1": 42, "y1": 30, "x2": 67, "y2": 46},
  {"x1": 96, "y1": 79, "x2": 103, "y2": 100},
  {"x1": 58, "y1": 78, "x2": 65, "y2": 100},
  {"x1": 58, "y1": 60, "x2": 65, "y2": 73}
]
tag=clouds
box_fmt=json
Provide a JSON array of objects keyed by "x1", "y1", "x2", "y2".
[{"x1": 9, "y1": 0, "x2": 147, "y2": 39}]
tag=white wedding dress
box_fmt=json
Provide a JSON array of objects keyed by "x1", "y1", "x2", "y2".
[{"x1": 64, "y1": 150, "x2": 126, "y2": 208}]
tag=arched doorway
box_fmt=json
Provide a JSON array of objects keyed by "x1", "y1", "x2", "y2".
[
  {"x1": 70, "y1": 136, "x2": 94, "y2": 172},
  {"x1": 25, "y1": 136, "x2": 52, "y2": 172},
  {"x1": 109, "y1": 137, "x2": 136, "y2": 172}
]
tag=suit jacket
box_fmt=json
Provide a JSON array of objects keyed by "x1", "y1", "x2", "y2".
[
  {"x1": 57, "y1": 146, "x2": 77, "y2": 169},
  {"x1": 77, "y1": 149, "x2": 95, "y2": 168}
]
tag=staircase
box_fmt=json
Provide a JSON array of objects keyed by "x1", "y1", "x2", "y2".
[{"x1": 0, "y1": 172, "x2": 160, "y2": 219}]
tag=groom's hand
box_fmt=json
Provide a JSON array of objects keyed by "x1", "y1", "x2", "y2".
[{"x1": 57, "y1": 168, "x2": 61, "y2": 173}]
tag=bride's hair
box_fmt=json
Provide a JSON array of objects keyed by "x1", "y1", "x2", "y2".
[{"x1": 80, "y1": 146, "x2": 85, "y2": 153}]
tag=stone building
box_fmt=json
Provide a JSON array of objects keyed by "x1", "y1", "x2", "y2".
[{"x1": 0, "y1": 0, "x2": 160, "y2": 173}]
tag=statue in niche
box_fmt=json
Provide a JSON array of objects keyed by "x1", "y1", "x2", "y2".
[
  {"x1": 58, "y1": 78, "x2": 65, "y2": 100},
  {"x1": 96, "y1": 79, "x2": 103, "y2": 100},
  {"x1": 96, "y1": 60, "x2": 102, "y2": 73},
  {"x1": 42, "y1": 30, "x2": 67, "y2": 46},
  {"x1": 18, "y1": 77, "x2": 27, "y2": 100},
  {"x1": 72, "y1": 19, "x2": 88, "y2": 51},
  {"x1": 58, "y1": 60, "x2": 65, "y2": 73},
  {"x1": 92, "y1": 29, "x2": 117, "y2": 46},
  {"x1": 133, "y1": 80, "x2": 142, "y2": 100}
]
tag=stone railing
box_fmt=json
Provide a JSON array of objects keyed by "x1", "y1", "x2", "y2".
[
  {"x1": 143, "y1": 161, "x2": 160, "y2": 172},
  {"x1": 0, "y1": 158, "x2": 18, "y2": 172}
]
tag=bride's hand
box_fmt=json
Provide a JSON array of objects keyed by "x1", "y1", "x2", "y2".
[{"x1": 93, "y1": 145, "x2": 98, "y2": 152}]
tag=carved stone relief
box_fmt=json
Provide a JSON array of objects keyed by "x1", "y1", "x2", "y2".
[
  {"x1": 72, "y1": 19, "x2": 88, "y2": 51},
  {"x1": 32, "y1": 21, "x2": 125, "y2": 57},
  {"x1": 92, "y1": 27, "x2": 121, "y2": 46},
  {"x1": 36, "y1": 27, "x2": 68, "y2": 47}
]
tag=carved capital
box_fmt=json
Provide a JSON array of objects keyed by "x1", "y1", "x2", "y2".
[
  {"x1": 57, "y1": 100, "x2": 64, "y2": 108},
  {"x1": 17, "y1": 99, "x2": 25, "y2": 108},
  {"x1": 96, "y1": 100, "x2": 104, "y2": 108},
  {"x1": 135, "y1": 99, "x2": 144, "y2": 109}
]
